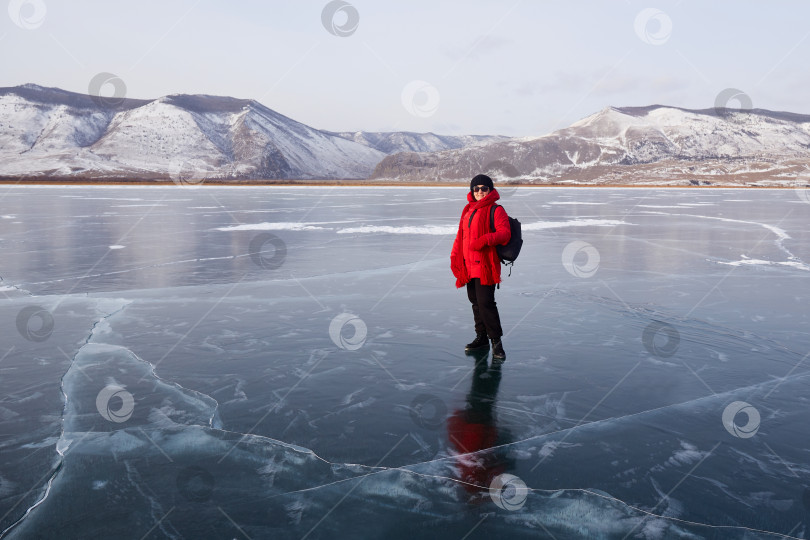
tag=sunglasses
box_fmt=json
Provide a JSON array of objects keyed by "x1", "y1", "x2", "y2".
[{"x1": 473, "y1": 186, "x2": 490, "y2": 193}]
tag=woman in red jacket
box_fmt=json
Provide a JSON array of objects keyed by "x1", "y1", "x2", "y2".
[{"x1": 450, "y1": 174, "x2": 511, "y2": 360}]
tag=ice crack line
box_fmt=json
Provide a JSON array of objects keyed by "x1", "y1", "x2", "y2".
[
  {"x1": 639, "y1": 210, "x2": 807, "y2": 269},
  {"x1": 185, "y1": 367, "x2": 810, "y2": 538},
  {"x1": 77, "y1": 298, "x2": 223, "y2": 430},
  {"x1": 124, "y1": 346, "x2": 223, "y2": 430},
  {"x1": 0, "y1": 274, "x2": 33, "y2": 297},
  {"x1": 576, "y1": 289, "x2": 809, "y2": 361},
  {"x1": 255, "y1": 451, "x2": 803, "y2": 540},
  {"x1": 123, "y1": 461, "x2": 180, "y2": 540},
  {"x1": 0, "y1": 298, "x2": 133, "y2": 539}
]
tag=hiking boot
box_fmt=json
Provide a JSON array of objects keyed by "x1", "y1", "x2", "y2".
[
  {"x1": 465, "y1": 333, "x2": 490, "y2": 351},
  {"x1": 491, "y1": 338, "x2": 506, "y2": 361}
]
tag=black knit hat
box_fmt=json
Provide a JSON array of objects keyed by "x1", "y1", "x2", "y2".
[{"x1": 470, "y1": 174, "x2": 494, "y2": 192}]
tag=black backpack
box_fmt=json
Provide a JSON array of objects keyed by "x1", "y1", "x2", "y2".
[{"x1": 468, "y1": 204, "x2": 523, "y2": 280}]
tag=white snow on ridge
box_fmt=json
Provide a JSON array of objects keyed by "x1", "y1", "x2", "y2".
[
  {"x1": 389, "y1": 104, "x2": 810, "y2": 184},
  {"x1": 7, "y1": 85, "x2": 810, "y2": 185},
  {"x1": 92, "y1": 100, "x2": 225, "y2": 173},
  {"x1": 240, "y1": 103, "x2": 385, "y2": 179},
  {"x1": 0, "y1": 86, "x2": 388, "y2": 180}
]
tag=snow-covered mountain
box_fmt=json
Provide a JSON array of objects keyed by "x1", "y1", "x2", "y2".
[
  {"x1": 0, "y1": 84, "x2": 491, "y2": 181},
  {"x1": 372, "y1": 105, "x2": 810, "y2": 186},
  {"x1": 326, "y1": 130, "x2": 505, "y2": 155},
  {"x1": 4, "y1": 86, "x2": 809, "y2": 185}
]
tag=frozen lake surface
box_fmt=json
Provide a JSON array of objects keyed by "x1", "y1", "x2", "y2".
[{"x1": 1, "y1": 185, "x2": 809, "y2": 539}]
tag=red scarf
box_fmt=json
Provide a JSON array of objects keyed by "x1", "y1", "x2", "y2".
[{"x1": 451, "y1": 188, "x2": 502, "y2": 288}]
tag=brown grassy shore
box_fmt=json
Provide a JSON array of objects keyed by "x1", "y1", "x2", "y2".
[{"x1": 0, "y1": 178, "x2": 799, "y2": 188}]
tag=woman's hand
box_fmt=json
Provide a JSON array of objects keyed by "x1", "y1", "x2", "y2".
[{"x1": 471, "y1": 235, "x2": 489, "y2": 250}]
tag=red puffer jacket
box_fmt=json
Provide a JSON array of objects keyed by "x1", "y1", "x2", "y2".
[{"x1": 450, "y1": 188, "x2": 511, "y2": 287}]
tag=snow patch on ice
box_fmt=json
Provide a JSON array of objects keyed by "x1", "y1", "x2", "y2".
[
  {"x1": 537, "y1": 440, "x2": 580, "y2": 460},
  {"x1": 337, "y1": 225, "x2": 455, "y2": 235},
  {"x1": 216, "y1": 222, "x2": 333, "y2": 231},
  {"x1": 522, "y1": 219, "x2": 629, "y2": 231},
  {"x1": 666, "y1": 441, "x2": 711, "y2": 467},
  {"x1": 719, "y1": 258, "x2": 810, "y2": 271},
  {"x1": 548, "y1": 201, "x2": 605, "y2": 205}
]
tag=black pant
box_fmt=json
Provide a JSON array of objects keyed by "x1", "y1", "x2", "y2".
[{"x1": 466, "y1": 278, "x2": 503, "y2": 340}]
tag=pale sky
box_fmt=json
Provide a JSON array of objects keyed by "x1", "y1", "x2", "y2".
[{"x1": 3, "y1": 0, "x2": 809, "y2": 137}]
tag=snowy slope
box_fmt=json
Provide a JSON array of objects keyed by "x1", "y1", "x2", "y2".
[
  {"x1": 4, "y1": 86, "x2": 809, "y2": 184},
  {"x1": 327, "y1": 130, "x2": 505, "y2": 154},
  {"x1": 372, "y1": 105, "x2": 810, "y2": 184},
  {"x1": 0, "y1": 84, "x2": 387, "y2": 180}
]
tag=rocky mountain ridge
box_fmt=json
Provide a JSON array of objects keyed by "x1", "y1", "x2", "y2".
[
  {"x1": 2, "y1": 85, "x2": 808, "y2": 185},
  {"x1": 371, "y1": 105, "x2": 810, "y2": 186},
  {"x1": 0, "y1": 84, "x2": 499, "y2": 181}
]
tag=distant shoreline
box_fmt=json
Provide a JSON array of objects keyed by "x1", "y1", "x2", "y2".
[{"x1": 0, "y1": 179, "x2": 800, "y2": 189}]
